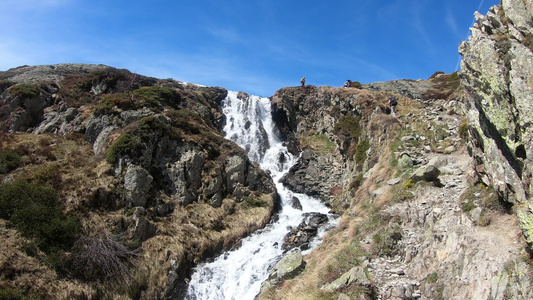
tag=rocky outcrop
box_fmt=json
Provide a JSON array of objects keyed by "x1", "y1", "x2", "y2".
[
  {"x1": 271, "y1": 86, "x2": 395, "y2": 206},
  {"x1": 459, "y1": 0, "x2": 533, "y2": 250},
  {"x1": 363, "y1": 79, "x2": 431, "y2": 100},
  {"x1": 0, "y1": 64, "x2": 278, "y2": 299}
]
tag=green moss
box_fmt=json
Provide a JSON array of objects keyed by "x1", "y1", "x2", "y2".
[
  {"x1": 354, "y1": 140, "x2": 370, "y2": 164},
  {"x1": 300, "y1": 134, "x2": 335, "y2": 154},
  {"x1": 334, "y1": 115, "x2": 361, "y2": 139}
]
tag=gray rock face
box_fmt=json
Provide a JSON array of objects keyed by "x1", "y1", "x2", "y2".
[
  {"x1": 124, "y1": 164, "x2": 153, "y2": 207},
  {"x1": 459, "y1": 0, "x2": 533, "y2": 248},
  {"x1": 363, "y1": 79, "x2": 432, "y2": 100}
]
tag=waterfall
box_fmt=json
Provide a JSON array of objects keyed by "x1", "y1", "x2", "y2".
[{"x1": 186, "y1": 91, "x2": 336, "y2": 300}]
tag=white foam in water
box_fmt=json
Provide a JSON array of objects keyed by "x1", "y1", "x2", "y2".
[{"x1": 186, "y1": 91, "x2": 337, "y2": 300}]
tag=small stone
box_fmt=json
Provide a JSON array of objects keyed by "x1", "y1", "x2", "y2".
[{"x1": 387, "y1": 178, "x2": 401, "y2": 185}]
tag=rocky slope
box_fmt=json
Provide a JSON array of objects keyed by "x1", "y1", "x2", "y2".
[
  {"x1": 0, "y1": 64, "x2": 277, "y2": 299},
  {"x1": 259, "y1": 75, "x2": 532, "y2": 299},
  {"x1": 256, "y1": 1, "x2": 533, "y2": 298}
]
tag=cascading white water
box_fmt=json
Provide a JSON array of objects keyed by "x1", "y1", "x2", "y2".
[{"x1": 186, "y1": 91, "x2": 336, "y2": 300}]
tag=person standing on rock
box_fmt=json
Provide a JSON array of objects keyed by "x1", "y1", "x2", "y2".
[
  {"x1": 388, "y1": 96, "x2": 398, "y2": 117},
  {"x1": 301, "y1": 77, "x2": 306, "y2": 87}
]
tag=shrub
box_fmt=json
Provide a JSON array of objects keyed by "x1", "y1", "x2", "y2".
[
  {"x1": 0, "y1": 150, "x2": 22, "y2": 174},
  {"x1": 106, "y1": 134, "x2": 142, "y2": 164},
  {"x1": 354, "y1": 140, "x2": 370, "y2": 164},
  {"x1": 334, "y1": 115, "x2": 361, "y2": 139},
  {"x1": 7, "y1": 84, "x2": 41, "y2": 99},
  {"x1": 459, "y1": 119, "x2": 469, "y2": 141},
  {"x1": 95, "y1": 93, "x2": 133, "y2": 115},
  {"x1": 77, "y1": 68, "x2": 131, "y2": 92},
  {"x1": 70, "y1": 233, "x2": 139, "y2": 282},
  {"x1": 133, "y1": 86, "x2": 180, "y2": 108},
  {"x1": 0, "y1": 180, "x2": 81, "y2": 253},
  {"x1": 244, "y1": 196, "x2": 268, "y2": 207},
  {"x1": 0, "y1": 80, "x2": 15, "y2": 94},
  {"x1": 0, "y1": 286, "x2": 27, "y2": 300}
]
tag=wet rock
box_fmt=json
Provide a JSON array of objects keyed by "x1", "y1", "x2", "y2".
[
  {"x1": 271, "y1": 250, "x2": 305, "y2": 281},
  {"x1": 291, "y1": 196, "x2": 302, "y2": 210},
  {"x1": 282, "y1": 212, "x2": 328, "y2": 251}
]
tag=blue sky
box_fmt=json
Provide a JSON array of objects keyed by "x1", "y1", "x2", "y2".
[{"x1": 0, "y1": 0, "x2": 500, "y2": 97}]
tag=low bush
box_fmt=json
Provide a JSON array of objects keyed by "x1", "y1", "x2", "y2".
[
  {"x1": 334, "y1": 115, "x2": 361, "y2": 139},
  {"x1": 244, "y1": 196, "x2": 268, "y2": 207},
  {"x1": 459, "y1": 119, "x2": 469, "y2": 141},
  {"x1": 133, "y1": 86, "x2": 181, "y2": 108},
  {"x1": 354, "y1": 140, "x2": 370, "y2": 164},
  {"x1": 7, "y1": 84, "x2": 41, "y2": 99},
  {"x1": 0, "y1": 180, "x2": 81, "y2": 253},
  {"x1": 95, "y1": 93, "x2": 133, "y2": 115},
  {"x1": 0, "y1": 286, "x2": 27, "y2": 300},
  {"x1": 106, "y1": 134, "x2": 143, "y2": 164},
  {"x1": 0, "y1": 80, "x2": 14, "y2": 94},
  {"x1": 0, "y1": 150, "x2": 22, "y2": 174},
  {"x1": 70, "y1": 233, "x2": 139, "y2": 282}
]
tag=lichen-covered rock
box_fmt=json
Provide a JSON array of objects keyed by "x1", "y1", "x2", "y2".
[
  {"x1": 410, "y1": 164, "x2": 440, "y2": 183},
  {"x1": 363, "y1": 79, "x2": 431, "y2": 100},
  {"x1": 320, "y1": 266, "x2": 370, "y2": 292},
  {"x1": 263, "y1": 249, "x2": 306, "y2": 289},
  {"x1": 124, "y1": 164, "x2": 153, "y2": 207},
  {"x1": 459, "y1": 0, "x2": 533, "y2": 250}
]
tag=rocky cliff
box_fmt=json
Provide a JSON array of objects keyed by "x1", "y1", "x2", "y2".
[
  {"x1": 0, "y1": 64, "x2": 277, "y2": 299},
  {"x1": 459, "y1": 0, "x2": 533, "y2": 253}
]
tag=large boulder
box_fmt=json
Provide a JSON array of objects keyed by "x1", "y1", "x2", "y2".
[{"x1": 124, "y1": 164, "x2": 153, "y2": 207}]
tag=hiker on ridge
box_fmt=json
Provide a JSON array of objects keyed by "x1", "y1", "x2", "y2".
[
  {"x1": 388, "y1": 96, "x2": 398, "y2": 117},
  {"x1": 344, "y1": 80, "x2": 352, "y2": 87},
  {"x1": 301, "y1": 77, "x2": 306, "y2": 87}
]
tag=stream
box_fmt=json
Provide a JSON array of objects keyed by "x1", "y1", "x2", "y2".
[{"x1": 186, "y1": 91, "x2": 337, "y2": 300}]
